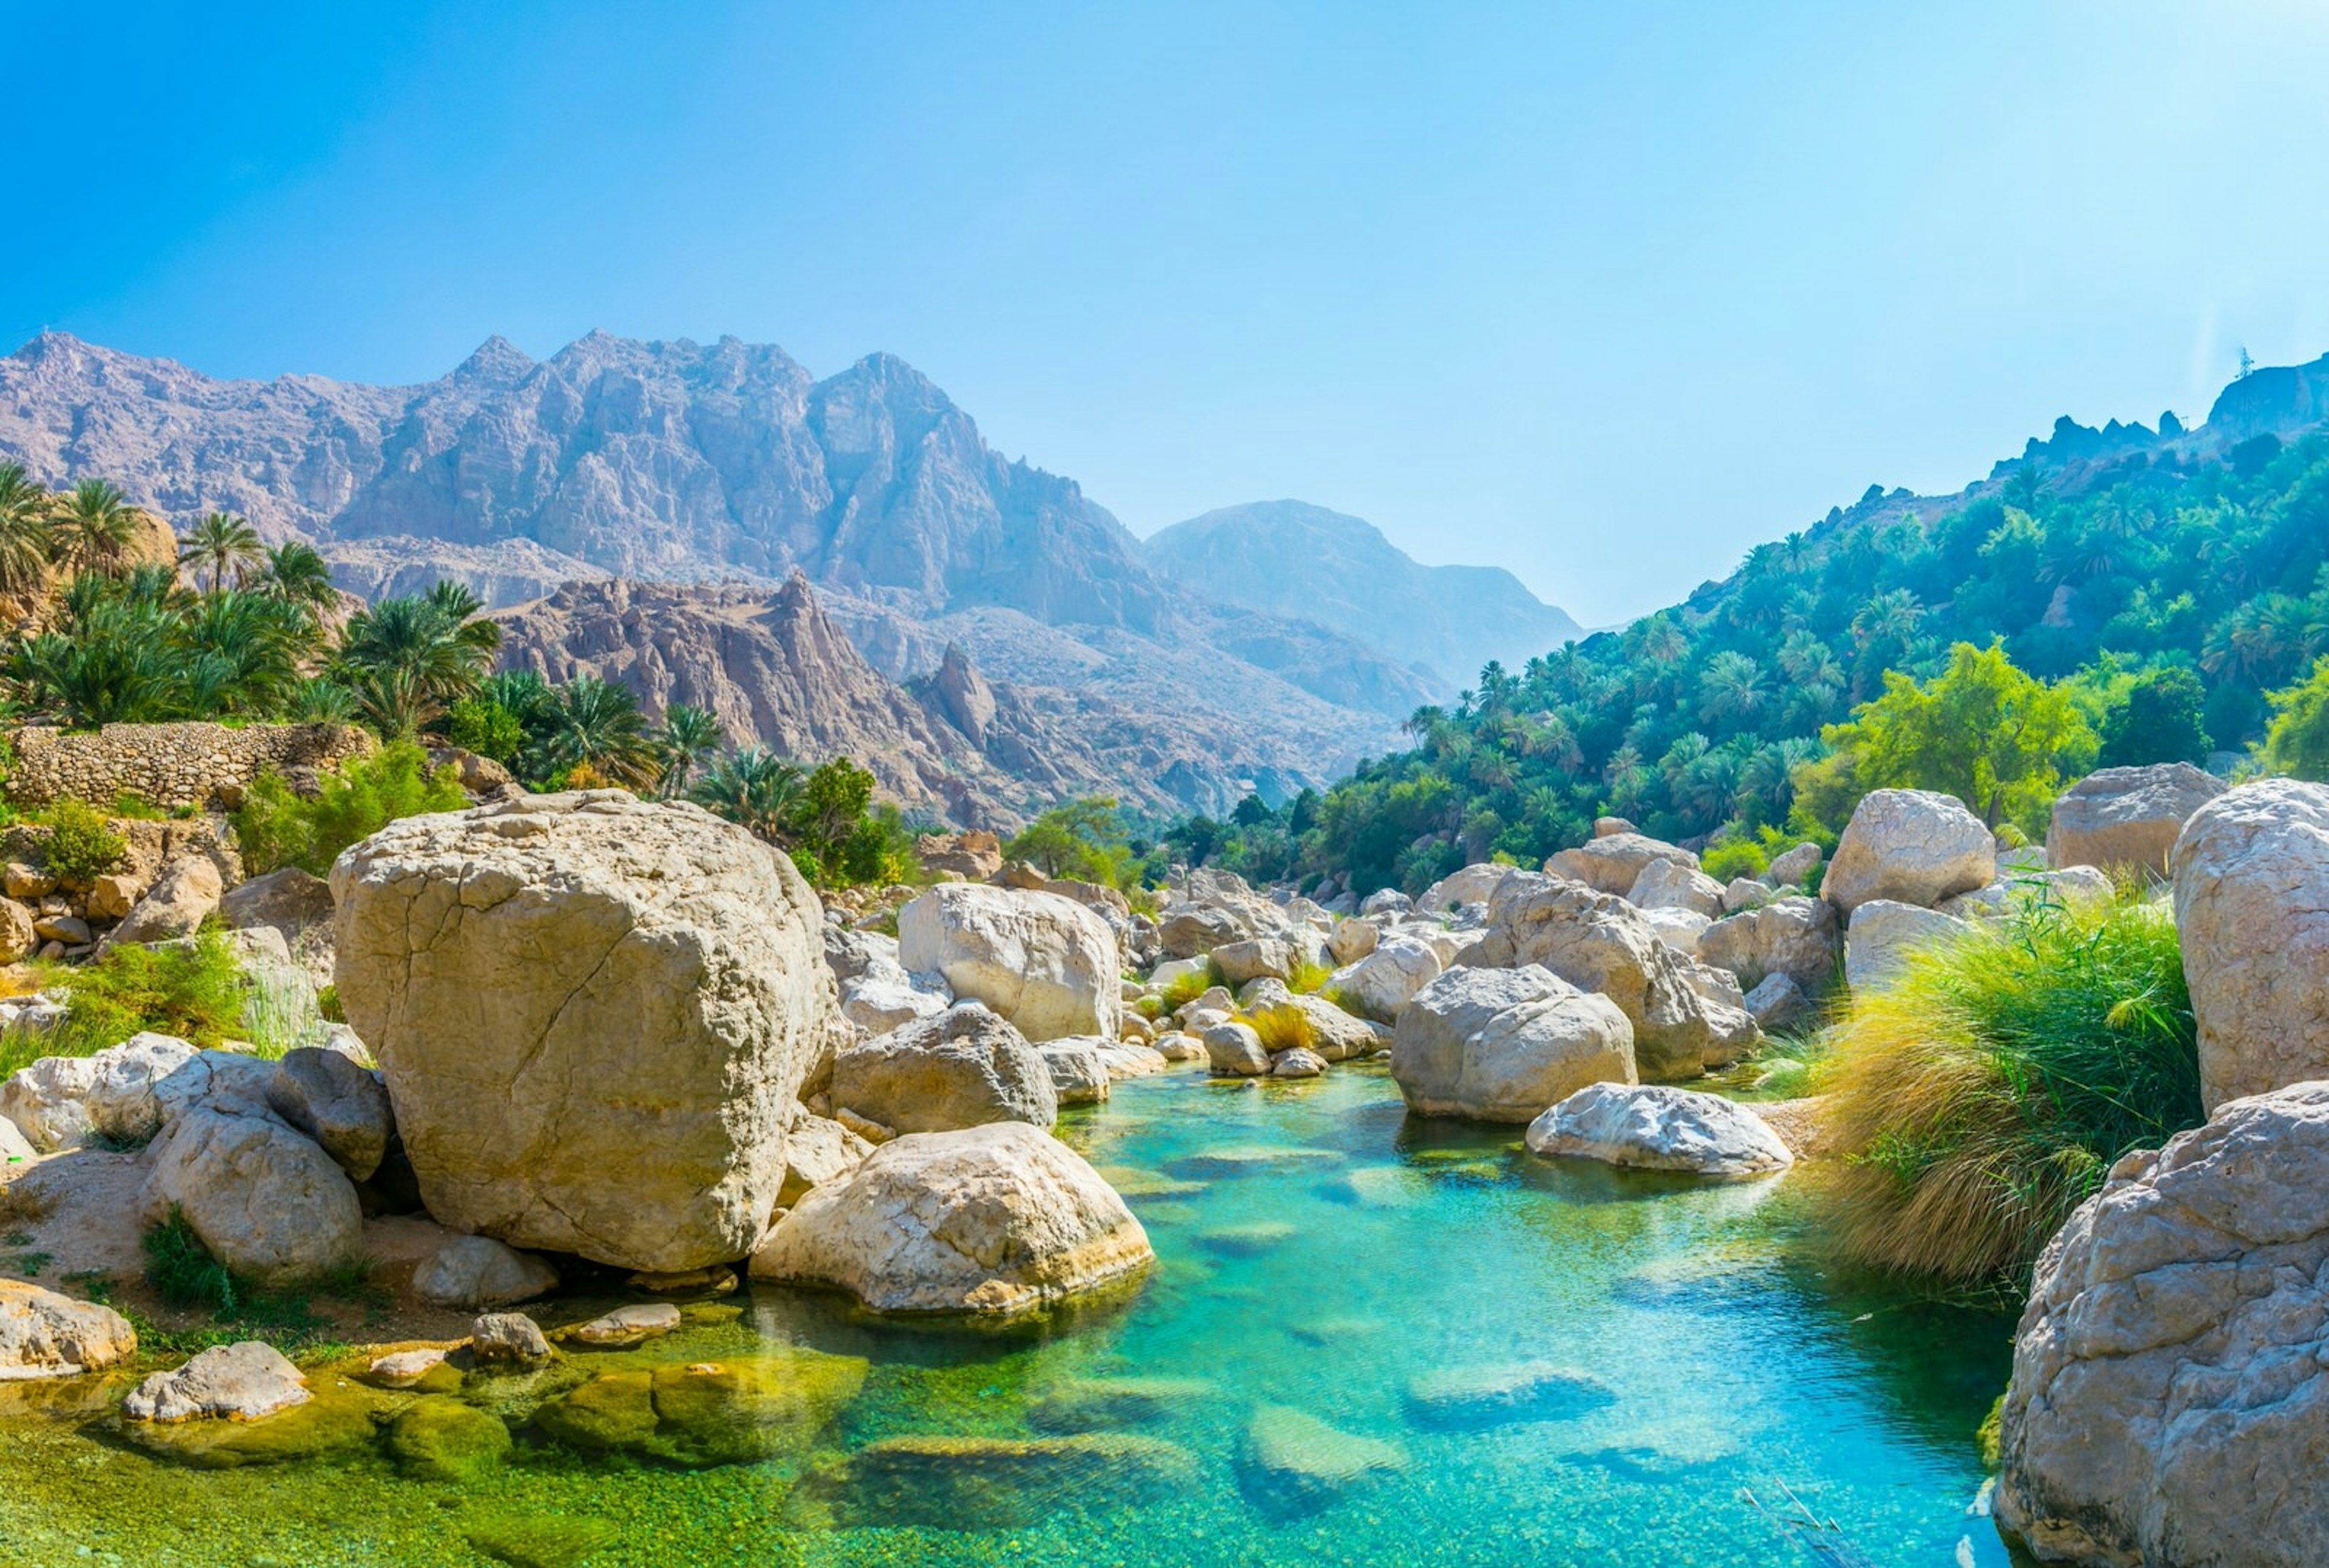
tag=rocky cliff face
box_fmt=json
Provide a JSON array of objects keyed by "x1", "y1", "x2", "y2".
[{"x1": 1144, "y1": 500, "x2": 1582, "y2": 692}]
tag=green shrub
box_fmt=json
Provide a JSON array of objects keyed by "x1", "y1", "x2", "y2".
[
  {"x1": 144, "y1": 1208, "x2": 243, "y2": 1316},
  {"x1": 1133, "y1": 994, "x2": 1164, "y2": 1021},
  {"x1": 1285, "y1": 958, "x2": 1333, "y2": 995},
  {"x1": 1699, "y1": 840, "x2": 1769, "y2": 883},
  {"x1": 442, "y1": 696, "x2": 525, "y2": 764},
  {"x1": 317, "y1": 983, "x2": 344, "y2": 1023},
  {"x1": 142, "y1": 1206, "x2": 377, "y2": 1338},
  {"x1": 108, "y1": 792, "x2": 167, "y2": 821},
  {"x1": 234, "y1": 740, "x2": 466, "y2": 877},
  {"x1": 1157, "y1": 970, "x2": 1214, "y2": 1012},
  {"x1": 1809, "y1": 895, "x2": 2199, "y2": 1284},
  {"x1": 38, "y1": 798, "x2": 125, "y2": 884},
  {"x1": 47, "y1": 928, "x2": 249, "y2": 1058},
  {"x1": 1242, "y1": 1003, "x2": 1314, "y2": 1055}
]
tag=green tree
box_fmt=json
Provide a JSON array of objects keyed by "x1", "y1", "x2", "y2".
[
  {"x1": 0, "y1": 463, "x2": 54, "y2": 597},
  {"x1": 2098, "y1": 666, "x2": 2211, "y2": 768},
  {"x1": 443, "y1": 696, "x2": 526, "y2": 763},
  {"x1": 52, "y1": 480, "x2": 140, "y2": 577},
  {"x1": 1006, "y1": 797, "x2": 1142, "y2": 887},
  {"x1": 656, "y1": 704, "x2": 725, "y2": 797},
  {"x1": 691, "y1": 748, "x2": 805, "y2": 841},
  {"x1": 2263, "y1": 657, "x2": 2329, "y2": 781},
  {"x1": 254, "y1": 541, "x2": 338, "y2": 614},
  {"x1": 180, "y1": 512, "x2": 264, "y2": 594},
  {"x1": 537, "y1": 675, "x2": 657, "y2": 789},
  {"x1": 1820, "y1": 641, "x2": 2096, "y2": 833}
]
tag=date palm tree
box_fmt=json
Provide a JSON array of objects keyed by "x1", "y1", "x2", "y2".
[
  {"x1": 538, "y1": 675, "x2": 657, "y2": 789},
  {"x1": 691, "y1": 748, "x2": 806, "y2": 842},
  {"x1": 334, "y1": 586, "x2": 499, "y2": 710},
  {"x1": 0, "y1": 463, "x2": 54, "y2": 598},
  {"x1": 656, "y1": 704, "x2": 725, "y2": 797},
  {"x1": 181, "y1": 512, "x2": 264, "y2": 594},
  {"x1": 52, "y1": 479, "x2": 139, "y2": 577},
  {"x1": 255, "y1": 542, "x2": 339, "y2": 614}
]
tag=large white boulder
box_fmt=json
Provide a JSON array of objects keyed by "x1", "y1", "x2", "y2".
[
  {"x1": 1324, "y1": 918, "x2": 1378, "y2": 966},
  {"x1": 138, "y1": 1106, "x2": 365, "y2": 1289},
  {"x1": 1328, "y1": 935, "x2": 1443, "y2": 1021},
  {"x1": 830, "y1": 1002, "x2": 1059, "y2": 1134},
  {"x1": 1524, "y1": 1083, "x2": 1792, "y2": 1177},
  {"x1": 331, "y1": 792, "x2": 842, "y2": 1274},
  {"x1": 1820, "y1": 788, "x2": 1995, "y2": 914},
  {"x1": 839, "y1": 972, "x2": 950, "y2": 1035},
  {"x1": 748, "y1": 1121, "x2": 1153, "y2": 1315},
  {"x1": 1470, "y1": 873, "x2": 1759, "y2": 1080},
  {"x1": 2171, "y1": 779, "x2": 2329, "y2": 1112},
  {"x1": 1843, "y1": 900, "x2": 1973, "y2": 992},
  {"x1": 0, "y1": 1032, "x2": 197, "y2": 1152},
  {"x1": 2049, "y1": 762, "x2": 2225, "y2": 877},
  {"x1": 1996, "y1": 1082, "x2": 2329, "y2": 1567},
  {"x1": 898, "y1": 883, "x2": 1121, "y2": 1043},
  {"x1": 1209, "y1": 937, "x2": 1294, "y2": 986},
  {"x1": 1390, "y1": 964, "x2": 1634, "y2": 1122},
  {"x1": 1545, "y1": 833, "x2": 1696, "y2": 897},
  {"x1": 123, "y1": 1341, "x2": 309, "y2": 1423},
  {"x1": 0, "y1": 1279, "x2": 137, "y2": 1381},
  {"x1": 1696, "y1": 895, "x2": 1840, "y2": 993},
  {"x1": 1627, "y1": 860, "x2": 1726, "y2": 918},
  {"x1": 1417, "y1": 863, "x2": 1515, "y2": 914}
]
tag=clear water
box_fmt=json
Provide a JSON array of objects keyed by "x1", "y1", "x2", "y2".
[{"x1": 0, "y1": 1063, "x2": 2023, "y2": 1567}]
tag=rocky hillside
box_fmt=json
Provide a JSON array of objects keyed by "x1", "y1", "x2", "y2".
[
  {"x1": 0, "y1": 329, "x2": 1439, "y2": 811},
  {"x1": 1145, "y1": 500, "x2": 1582, "y2": 690}
]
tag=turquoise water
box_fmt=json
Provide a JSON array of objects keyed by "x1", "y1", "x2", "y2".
[{"x1": 0, "y1": 1063, "x2": 2021, "y2": 1567}]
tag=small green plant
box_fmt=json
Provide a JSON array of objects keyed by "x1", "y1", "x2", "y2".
[
  {"x1": 1242, "y1": 1003, "x2": 1314, "y2": 1055},
  {"x1": 144, "y1": 1208, "x2": 243, "y2": 1316},
  {"x1": 1134, "y1": 994, "x2": 1165, "y2": 1021},
  {"x1": 46, "y1": 927, "x2": 249, "y2": 1058},
  {"x1": 316, "y1": 983, "x2": 344, "y2": 1023},
  {"x1": 141, "y1": 1208, "x2": 380, "y2": 1343},
  {"x1": 36, "y1": 797, "x2": 125, "y2": 884},
  {"x1": 1285, "y1": 958, "x2": 1333, "y2": 995},
  {"x1": 1700, "y1": 840, "x2": 1769, "y2": 883},
  {"x1": 234, "y1": 740, "x2": 466, "y2": 877},
  {"x1": 1157, "y1": 970, "x2": 1215, "y2": 1012},
  {"x1": 107, "y1": 792, "x2": 168, "y2": 821}
]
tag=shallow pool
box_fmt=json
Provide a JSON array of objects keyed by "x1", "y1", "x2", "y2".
[{"x1": 0, "y1": 1064, "x2": 2022, "y2": 1567}]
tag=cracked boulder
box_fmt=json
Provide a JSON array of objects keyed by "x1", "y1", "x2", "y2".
[{"x1": 331, "y1": 792, "x2": 843, "y2": 1273}]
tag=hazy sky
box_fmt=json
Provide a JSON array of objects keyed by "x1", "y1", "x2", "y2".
[{"x1": 9, "y1": 1, "x2": 2329, "y2": 625}]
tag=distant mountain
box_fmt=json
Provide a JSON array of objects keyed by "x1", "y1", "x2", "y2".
[
  {"x1": 0, "y1": 330, "x2": 1448, "y2": 815},
  {"x1": 1145, "y1": 500, "x2": 1582, "y2": 692}
]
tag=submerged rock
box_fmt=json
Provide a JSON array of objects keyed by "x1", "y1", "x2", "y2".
[
  {"x1": 750, "y1": 1122, "x2": 1152, "y2": 1315},
  {"x1": 1524, "y1": 1083, "x2": 1794, "y2": 1179},
  {"x1": 801, "y1": 1432, "x2": 1195, "y2": 1530},
  {"x1": 533, "y1": 1350, "x2": 867, "y2": 1467},
  {"x1": 1026, "y1": 1376, "x2": 1214, "y2": 1432},
  {"x1": 388, "y1": 1397, "x2": 512, "y2": 1482},
  {"x1": 1403, "y1": 1362, "x2": 1615, "y2": 1429},
  {"x1": 1240, "y1": 1404, "x2": 1409, "y2": 1515},
  {"x1": 0, "y1": 1279, "x2": 136, "y2": 1381}
]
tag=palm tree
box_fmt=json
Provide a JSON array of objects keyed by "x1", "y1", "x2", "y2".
[
  {"x1": 691, "y1": 748, "x2": 807, "y2": 841},
  {"x1": 335, "y1": 590, "x2": 497, "y2": 708},
  {"x1": 255, "y1": 542, "x2": 337, "y2": 613},
  {"x1": 539, "y1": 676, "x2": 657, "y2": 789},
  {"x1": 180, "y1": 512, "x2": 264, "y2": 594},
  {"x1": 656, "y1": 704, "x2": 725, "y2": 797},
  {"x1": 1696, "y1": 650, "x2": 1767, "y2": 724},
  {"x1": 0, "y1": 463, "x2": 54, "y2": 597},
  {"x1": 52, "y1": 480, "x2": 139, "y2": 577}
]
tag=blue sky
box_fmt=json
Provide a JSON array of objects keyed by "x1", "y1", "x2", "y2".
[{"x1": 8, "y1": 1, "x2": 2329, "y2": 624}]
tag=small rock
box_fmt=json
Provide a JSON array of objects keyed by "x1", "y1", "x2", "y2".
[
  {"x1": 1271, "y1": 1046, "x2": 1328, "y2": 1078},
  {"x1": 0, "y1": 1279, "x2": 138, "y2": 1381},
  {"x1": 1203, "y1": 1021, "x2": 1271, "y2": 1077},
  {"x1": 32, "y1": 915, "x2": 90, "y2": 946},
  {"x1": 365, "y1": 1347, "x2": 455, "y2": 1390},
  {"x1": 123, "y1": 1341, "x2": 309, "y2": 1422},
  {"x1": 469, "y1": 1313, "x2": 553, "y2": 1365},
  {"x1": 414, "y1": 1236, "x2": 560, "y2": 1311},
  {"x1": 1524, "y1": 1082, "x2": 1795, "y2": 1178},
  {"x1": 1743, "y1": 972, "x2": 1809, "y2": 1031},
  {"x1": 567, "y1": 1303, "x2": 683, "y2": 1348},
  {"x1": 1240, "y1": 1404, "x2": 1408, "y2": 1515}
]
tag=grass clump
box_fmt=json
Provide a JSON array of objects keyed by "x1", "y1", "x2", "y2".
[
  {"x1": 1699, "y1": 840, "x2": 1769, "y2": 883},
  {"x1": 1156, "y1": 969, "x2": 1215, "y2": 1012},
  {"x1": 1809, "y1": 895, "x2": 2200, "y2": 1285},
  {"x1": 142, "y1": 1208, "x2": 381, "y2": 1346},
  {"x1": 40, "y1": 927, "x2": 249, "y2": 1061},
  {"x1": 1242, "y1": 1003, "x2": 1314, "y2": 1055},
  {"x1": 36, "y1": 798, "x2": 126, "y2": 884},
  {"x1": 234, "y1": 739, "x2": 465, "y2": 877},
  {"x1": 1285, "y1": 958, "x2": 1333, "y2": 995}
]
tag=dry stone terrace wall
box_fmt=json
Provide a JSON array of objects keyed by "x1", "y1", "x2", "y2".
[{"x1": 7, "y1": 723, "x2": 375, "y2": 810}]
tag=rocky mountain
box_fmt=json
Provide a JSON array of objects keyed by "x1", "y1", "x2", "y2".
[
  {"x1": 1144, "y1": 500, "x2": 1583, "y2": 691},
  {"x1": 0, "y1": 330, "x2": 1447, "y2": 813}
]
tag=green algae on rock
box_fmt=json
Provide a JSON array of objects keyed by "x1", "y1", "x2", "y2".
[
  {"x1": 798, "y1": 1432, "x2": 1198, "y2": 1530},
  {"x1": 532, "y1": 1349, "x2": 866, "y2": 1467},
  {"x1": 119, "y1": 1365, "x2": 385, "y2": 1469},
  {"x1": 1026, "y1": 1375, "x2": 1214, "y2": 1432},
  {"x1": 387, "y1": 1396, "x2": 513, "y2": 1482}
]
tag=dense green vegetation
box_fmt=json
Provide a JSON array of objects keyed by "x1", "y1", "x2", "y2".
[
  {"x1": 234, "y1": 741, "x2": 469, "y2": 877},
  {"x1": 1178, "y1": 432, "x2": 2329, "y2": 893},
  {"x1": 0, "y1": 929, "x2": 293, "y2": 1078},
  {"x1": 1807, "y1": 895, "x2": 2200, "y2": 1285},
  {"x1": 688, "y1": 751, "x2": 919, "y2": 887}
]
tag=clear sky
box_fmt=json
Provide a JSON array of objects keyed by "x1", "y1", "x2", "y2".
[{"x1": 8, "y1": 1, "x2": 2329, "y2": 625}]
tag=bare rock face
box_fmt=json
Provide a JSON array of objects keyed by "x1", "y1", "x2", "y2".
[
  {"x1": 1524, "y1": 1083, "x2": 1792, "y2": 1177},
  {"x1": 1843, "y1": 900, "x2": 1974, "y2": 992},
  {"x1": 1390, "y1": 965, "x2": 1635, "y2": 1122},
  {"x1": 2171, "y1": 779, "x2": 2329, "y2": 1112},
  {"x1": 1820, "y1": 789, "x2": 1994, "y2": 914},
  {"x1": 106, "y1": 855, "x2": 224, "y2": 946},
  {"x1": 1626, "y1": 860, "x2": 1726, "y2": 918},
  {"x1": 1544, "y1": 833, "x2": 1697, "y2": 898},
  {"x1": 1696, "y1": 895, "x2": 1840, "y2": 994},
  {"x1": 331, "y1": 792, "x2": 841, "y2": 1273},
  {"x1": 896, "y1": 884, "x2": 1121, "y2": 1043},
  {"x1": 1996, "y1": 1082, "x2": 2329, "y2": 1567},
  {"x1": 0, "y1": 1279, "x2": 137, "y2": 1381},
  {"x1": 748, "y1": 1122, "x2": 1152, "y2": 1316},
  {"x1": 2049, "y1": 763, "x2": 2225, "y2": 877},
  {"x1": 1470, "y1": 873, "x2": 1758, "y2": 1081},
  {"x1": 830, "y1": 1003, "x2": 1058, "y2": 1134}
]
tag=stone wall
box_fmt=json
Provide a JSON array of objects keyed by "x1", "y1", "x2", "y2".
[{"x1": 7, "y1": 722, "x2": 375, "y2": 810}]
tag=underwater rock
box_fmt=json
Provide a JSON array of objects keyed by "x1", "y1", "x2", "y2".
[
  {"x1": 800, "y1": 1432, "x2": 1196, "y2": 1529},
  {"x1": 0, "y1": 1279, "x2": 136, "y2": 1381},
  {"x1": 388, "y1": 1396, "x2": 512, "y2": 1482},
  {"x1": 1240, "y1": 1404, "x2": 1408, "y2": 1515},
  {"x1": 566, "y1": 1304, "x2": 682, "y2": 1348},
  {"x1": 1403, "y1": 1362, "x2": 1616, "y2": 1430},
  {"x1": 1026, "y1": 1376, "x2": 1214, "y2": 1432},
  {"x1": 532, "y1": 1350, "x2": 866, "y2": 1467},
  {"x1": 750, "y1": 1121, "x2": 1152, "y2": 1316}
]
